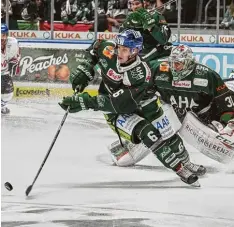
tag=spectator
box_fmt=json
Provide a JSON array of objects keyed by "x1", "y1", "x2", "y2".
[
  {"x1": 11, "y1": 0, "x2": 26, "y2": 20},
  {"x1": 106, "y1": 0, "x2": 128, "y2": 31},
  {"x1": 221, "y1": 0, "x2": 234, "y2": 30},
  {"x1": 1, "y1": 0, "x2": 13, "y2": 21},
  {"x1": 88, "y1": 0, "x2": 109, "y2": 31},
  {"x1": 160, "y1": 0, "x2": 177, "y2": 23},
  {"x1": 21, "y1": 0, "x2": 46, "y2": 22},
  {"x1": 54, "y1": 0, "x2": 65, "y2": 21},
  {"x1": 144, "y1": 0, "x2": 163, "y2": 11},
  {"x1": 1, "y1": 0, "x2": 19, "y2": 29},
  {"x1": 61, "y1": 0, "x2": 93, "y2": 24}
]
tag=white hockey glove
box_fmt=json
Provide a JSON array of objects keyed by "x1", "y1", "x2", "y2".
[
  {"x1": 220, "y1": 119, "x2": 234, "y2": 137},
  {"x1": 211, "y1": 119, "x2": 234, "y2": 147}
]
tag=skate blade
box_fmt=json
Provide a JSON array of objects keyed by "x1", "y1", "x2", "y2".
[
  {"x1": 181, "y1": 178, "x2": 201, "y2": 188},
  {"x1": 190, "y1": 180, "x2": 201, "y2": 188}
]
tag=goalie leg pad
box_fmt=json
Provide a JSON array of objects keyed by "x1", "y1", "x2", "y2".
[
  {"x1": 108, "y1": 140, "x2": 150, "y2": 166},
  {"x1": 180, "y1": 112, "x2": 234, "y2": 163}
]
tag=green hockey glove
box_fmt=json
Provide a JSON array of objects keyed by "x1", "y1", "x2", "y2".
[
  {"x1": 123, "y1": 12, "x2": 143, "y2": 29},
  {"x1": 59, "y1": 92, "x2": 90, "y2": 113},
  {"x1": 70, "y1": 61, "x2": 94, "y2": 92},
  {"x1": 134, "y1": 8, "x2": 156, "y2": 30}
]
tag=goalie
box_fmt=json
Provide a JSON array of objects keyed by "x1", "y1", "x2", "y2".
[{"x1": 110, "y1": 45, "x2": 234, "y2": 166}]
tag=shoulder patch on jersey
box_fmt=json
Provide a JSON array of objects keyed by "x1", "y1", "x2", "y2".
[
  {"x1": 103, "y1": 46, "x2": 115, "y2": 59},
  {"x1": 193, "y1": 78, "x2": 208, "y2": 87},
  {"x1": 195, "y1": 64, "x2": 209, "y2": 75},
  {"x1": 159, "y1": 62, "x2": 169, "y2": 72}
]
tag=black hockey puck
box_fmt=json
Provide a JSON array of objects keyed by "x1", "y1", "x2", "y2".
[{"x1": 4, "y1": 182, "x2": 13, "y2": 191}]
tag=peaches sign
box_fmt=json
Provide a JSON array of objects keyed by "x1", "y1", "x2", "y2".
[{"x1": 15, "y1": 48, "x2": 88, "y2": 83}]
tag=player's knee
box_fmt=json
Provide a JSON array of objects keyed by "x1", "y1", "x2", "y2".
[
  {"x1": 134, "y1": 120, "x2": 162, "y2": 148},
  {"x1": 1, "y1": 92, "x2": 13, "y2": 103}
]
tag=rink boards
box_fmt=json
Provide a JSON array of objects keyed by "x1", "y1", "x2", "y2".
[
  {"x1": 13, "y1": 41, "x2": 234, "y2": 99},
  {"x1": 13, "y1": 82, "x2": 98, "y2": 99}
]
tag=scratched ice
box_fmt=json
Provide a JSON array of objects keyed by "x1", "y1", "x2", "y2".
[{"x1": 2, "y1": 99, "x2": 234, "y2": 227}]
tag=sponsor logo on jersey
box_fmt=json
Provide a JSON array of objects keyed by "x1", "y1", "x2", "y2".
[
  {"x1": 99, "y1": 58, "x2": 108, "y2": 68},
  {"x1": 170, "y1": 95, "x2": 199, "y2": 109},
  {"x1": 172, "y1": 80, "x2": 191, "y2": 88},
  {"x1": 160, "y1": 146, "x2": 171, "y2": 159},
  {"x1": 216, "y1": 84, "x2": 227, "y2": 92},
  {"x1": 130, "y1": 66, "x2": 144, "y2": 80},
  {"x1": 155, "y1": 74, "x2": 169, "y2": 81},
  {"x1": 193, "y1": 78, "x2": 208, "y2": 87},
  {"x1": 107, "y1": 68, "x2": 122, "y2": 81},
  {"x1": 154, "y1": 115, "x2": 170, "y2": 130},
  {"x1": 117, "y1": 114, "x2": 134, "y2": 127},
  {"x1": 103, "y1": 46, "x2": 115, "y2": 59}
]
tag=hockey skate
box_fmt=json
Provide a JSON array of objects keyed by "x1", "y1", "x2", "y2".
[
  {"x1": 176, "y1": 164, "x2": 200, "y2": 187},
  {"x1": 184, "y1": 161, "x2": 206, "y2": 176},
  {"x1": 1, "y1": 106, "x2": 10, "y2": 114}
]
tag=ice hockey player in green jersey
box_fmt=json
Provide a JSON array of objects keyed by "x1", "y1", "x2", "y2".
[
  {"x1": 110, "y1": 44, "x2": 234, "y2": 167},
  {"x1": 120, "y1": 0, "x2": 172, "y2": 63},
  {"x1": 154, "y1": 44, "x2": 234, "y2": 126},
  {"x1": 59, "y1": 29, "x2": 205, "y2": 186},
  {"x1": 153, "y1": 44, "x2": 234, "y2": 162}
]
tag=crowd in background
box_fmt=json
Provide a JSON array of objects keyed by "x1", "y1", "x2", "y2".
[{"x1": 1, "y1": 0, "x2": 234, "y2": 31}]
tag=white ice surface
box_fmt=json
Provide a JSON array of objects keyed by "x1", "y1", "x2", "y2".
[{"x1": 2, "y1": 99, "x2": 234, "y2": 227}]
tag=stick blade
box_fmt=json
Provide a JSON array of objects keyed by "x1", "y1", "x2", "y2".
[{"x1": 25, "y1": 185, "x2": 33, "y2": 196}]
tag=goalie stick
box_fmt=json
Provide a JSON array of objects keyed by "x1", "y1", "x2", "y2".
[{"x1": 224, "y1": 78, "x2": 234, "y2": 82}]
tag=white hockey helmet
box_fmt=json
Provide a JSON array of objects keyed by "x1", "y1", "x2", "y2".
[{"x1": 168, "y1": 44, "x2": 195, "y2": 81}]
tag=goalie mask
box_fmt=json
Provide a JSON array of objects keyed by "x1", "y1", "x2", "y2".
[{"x1": 168, "y1": 45, "x2": 195, "y2": 81}]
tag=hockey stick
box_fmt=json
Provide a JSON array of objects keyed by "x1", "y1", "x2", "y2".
[{"x1": 25, "y1": 106, "x2": 70, "y2": 196}]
